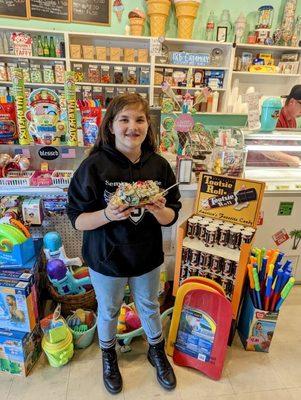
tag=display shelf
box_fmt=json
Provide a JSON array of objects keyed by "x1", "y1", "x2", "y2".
[
  {"x1": 154, "y1": 85, "x2": 226, "y2": 91},
  {"x1": 75, "y1": 82, "x2": 150, "y2": 88},
  {"x1": 0, "y1": 186, "x2": 68, "y2": 196},
  {"x1": 183, "y1": 237, "x2": 240, "y2": 262},
  {"x1": 244, "y1": 132, "x2": 301, "y2": 140},
  {"x1": 70, "y1": 59, "x2": 150, "y2": 67},
  {"x1": 235, "y1": 43, "x2": 301, "y2": 52},
  {"x1": 155, "y1": 63, "x2": 229, "y2": 70},
  {"x1": 0, "y1": 54, "x2": 66, "y2": 61},
  {"x1": 232, "y1": 71, "x2": 300, "y2": 77},
  {"x1": 0, "y1": 81, "x2": 64, "y2": 88}
]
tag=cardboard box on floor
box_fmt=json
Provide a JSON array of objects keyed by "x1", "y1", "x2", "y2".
[{"x1": 173, "y1": 173, "x2": 265, "y2": 340}]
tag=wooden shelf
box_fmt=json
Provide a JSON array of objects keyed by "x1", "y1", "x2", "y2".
[
  {"x1": 0, "y1": 81, "x2": 64, "y2": 88},
  {"x1": 0, "y1": 54, "x2": 66, "y2": 61},
  {"x1": 183, "y1": 237, "x2": 240, "y2": 262},
  {"x1": 70, "y1": 59, "x2": 150, "y2": 66},
  {"x1": 154, "y1": 85, "x2": 226, "y2": 91},
  {"x1": 155, "y1": 63, "x2": 229, "y2": 70},
  {"x1": 232, "y1": 71, "x2": 300, "y2": 77}
]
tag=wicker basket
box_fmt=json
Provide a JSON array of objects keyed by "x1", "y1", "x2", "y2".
[{"x1": 47, "y1": 280, "x2": 97, "y2": 317}]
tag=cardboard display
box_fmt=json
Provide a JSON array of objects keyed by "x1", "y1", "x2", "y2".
[
  {"x1": 173, "y1": 173, "x2": 265, "y2": 326},
  {"x1": 195, "y1": 173, "x2": 265, "y2": 228}
]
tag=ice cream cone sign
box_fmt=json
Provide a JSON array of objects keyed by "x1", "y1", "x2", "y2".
[
  {"x1": 113, "y1": 0, "x2": 124, "y2": 23},
  {"x1": 173, "y1": 0, "x2": 201, "y2": 39},
  {"x1": 128, "y1": 9, "x2": 146, "y2": 36}
]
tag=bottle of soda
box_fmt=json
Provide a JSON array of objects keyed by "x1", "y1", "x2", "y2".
[
  {"x1": 205, "y1": 11, "x2": 215, "y2": 41},
  {"x1": 43, "y1": 36, "x2": 50, "y2": 57},
  {"x1": 32, "y1": 36, "x2": 38, "y2": 56},
  {"x1": 49, "y1": 36, "x2": 56, "y2": 57},
  {"x1": 37, "y1": 35, "x2": 44, "y2": 57},
  {"x1": 55, "y1": 37, "x2": 61, "y2": 58}
]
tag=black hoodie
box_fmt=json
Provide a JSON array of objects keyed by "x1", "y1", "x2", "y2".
[{"x1": 67, "y1": 145, "x2": 181, "y2": 277}]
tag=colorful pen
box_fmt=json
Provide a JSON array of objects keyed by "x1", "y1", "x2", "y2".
[
  {"x1": 264, "y1": 264, "x2": 274, "y2": 311},
  {"x1": 275, "y1": 277, "x2": 295, "y2": 312}
]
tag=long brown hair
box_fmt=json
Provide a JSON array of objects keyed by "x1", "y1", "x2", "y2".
[{"x1": 90, "y1": 93, "x2": 157, "y2": 155}]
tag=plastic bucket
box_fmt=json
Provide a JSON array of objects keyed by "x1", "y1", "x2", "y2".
[
  {"x1": 68, "y1": 312, "x2": 97, "y2": 349},
  {"x1": 42, "y1": 328, "x2": 74, "y2": 367}
]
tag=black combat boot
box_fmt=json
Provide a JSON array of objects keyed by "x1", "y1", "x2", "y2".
[
  {"x1": 102, "y1": 347, "x2": 122, "y2": 394},
  {"x1": 147, "y1": 339, "x2": 177, "y2": 390}
]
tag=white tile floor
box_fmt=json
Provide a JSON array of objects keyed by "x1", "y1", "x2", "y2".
[{"x1": 1, "y1": 286, "x2": 301, "y2": 400}]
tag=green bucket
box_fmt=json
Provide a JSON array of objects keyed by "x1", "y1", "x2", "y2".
[{"x1": 68, "y1": 312, "x2": 97, "y2": 349}]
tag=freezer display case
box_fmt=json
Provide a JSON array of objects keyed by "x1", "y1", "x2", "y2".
[{"x1": 244, "y1": 131, "x2": 301, "y2": 282}]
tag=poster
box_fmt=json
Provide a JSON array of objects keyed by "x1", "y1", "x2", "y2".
[{"x1": 196, "y1": 173, "x2": 265, "y2": 228}]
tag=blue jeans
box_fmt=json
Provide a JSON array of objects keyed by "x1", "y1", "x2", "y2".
[{"x1": 89, "y1": 267, "x2": 163, "y2": 349}]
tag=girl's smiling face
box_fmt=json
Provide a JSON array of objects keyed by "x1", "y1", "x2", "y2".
[{"x1": 111, "y1": 106, "x2": 148, "y2": 155}]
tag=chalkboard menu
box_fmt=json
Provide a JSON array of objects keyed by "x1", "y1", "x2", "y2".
[
  {"x1": 0, "y1": 0, "x2": 28, "y2": 19},
  {"x1": 71, "y1": 0, "x2": 110, "y2": 25},
  {"x1": 29, "y1": 0, "x2": 70, "y2": 21}
]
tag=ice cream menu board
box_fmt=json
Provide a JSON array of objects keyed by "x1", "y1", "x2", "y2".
[
  {"x1": 71, "y1": 0, "x2": 111, "y2": 25},
  {"x1": 29, "y1": 0, "x2": 69, "y2": 21},
  {"x1": 0, "y1": 0, "x2": 28, "y2": 19},
  {"x1": 196, "y1": 173, "x2": 265, "y2": 228}
]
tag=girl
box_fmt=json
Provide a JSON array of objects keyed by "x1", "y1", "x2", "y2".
[{"x1": 67, "y1": 93, "x2": 181, "y2": 394}]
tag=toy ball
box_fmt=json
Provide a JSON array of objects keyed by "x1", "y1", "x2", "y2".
[
  {"x1": 125, "y1": 310, "x2": 141, "y2": 331},
  {"x1": 47, "y1": 259, "x2": 67, "y2": 280},
  {"x1": 44, "y1": 231, "x2": 63, "y2": 252}
]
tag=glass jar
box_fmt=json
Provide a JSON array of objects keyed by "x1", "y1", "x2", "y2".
[{"x1": 210, "y1": 146, "x2": 247, "y2": 177}]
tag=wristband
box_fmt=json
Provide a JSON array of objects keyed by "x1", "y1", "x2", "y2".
[{"x1": 103, "y1": 208, "x2": 113, "y2": 222}]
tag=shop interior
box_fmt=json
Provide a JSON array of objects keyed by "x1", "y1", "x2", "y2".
[{"x1": 0, "y1": 1, "x2": 301, "y2": 399}]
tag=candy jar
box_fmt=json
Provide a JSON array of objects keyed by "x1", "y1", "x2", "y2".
[
  {"x1": 234, "y1": 13, "x2": 246, "y2": 44},
  {"x1": 291, "y1": 16, "x2": 301, "y2": 47},
  {"x1": 281, "y1": 0, "x2": 297, "y2": 46},
  {"x1": 256, "y1": 6, "x2": 274, "y2": 29}
]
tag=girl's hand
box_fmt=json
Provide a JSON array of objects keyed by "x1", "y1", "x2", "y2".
[
  {"x1": 105, "y1": 201, "x2": 134, "y2": 222},
  {"x1": 145, "y1": 196, "x2": 166, "y2": 215}
]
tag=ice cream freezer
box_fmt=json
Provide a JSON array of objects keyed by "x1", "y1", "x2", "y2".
[{"x1": 244, "y1": 131, "x2": 301, "y2": 282}]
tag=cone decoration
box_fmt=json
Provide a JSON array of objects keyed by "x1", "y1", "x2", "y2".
[
  {"x1": 113, "y1": 0, "x2": 124, "y2": 23},
  {"x1": 146, "y1": 0, "x2": 171, "y2": 37},
  {"x1": 128, "y1": 9, "x2": 146, "y2": 36},
  {"x1": 173, "y1": 0, "x2": 201, "y2": 39}
]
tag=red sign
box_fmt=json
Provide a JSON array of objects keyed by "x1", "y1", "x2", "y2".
[{"x1": 272, "y1": 229, "x2": 290, "y2": 246}]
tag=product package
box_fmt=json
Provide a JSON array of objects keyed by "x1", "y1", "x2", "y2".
[
  {"x1": 19, "y1": 61, "x2": 31, "y2": 83},
  {"x1": 0, "y1": 103, "x2": 18, "y2": 144},
  {"x1": 0, "y1": 325, "x2": 42, "y2": 376},
  {"x1": 95, "y1": 46, "x2": 107, "y2": 60},
  {"x1": 0, "y1": 63, "x2": 7, "y2": 81},
  {"x1": 42, "y1": 65, "x2": 55, "y2": 84},
  {"x1": 88, "y1": 64, "x2": 101, "y2": 83},
  {"x1": 82, "y1": 45, "x2": 94, "y2": 60},
  {"x1": 127, "y1": 67, "x2": 137, "y2": 84},
  {"x1": 54, "y1": 61, "x2": 65, "y2": 84},
  {"x1": 114, "y1": 66, "x2": 124, "y2": 84},
  {"x1": 99, "y1": 66, "x2": 110, "y2": 84},
  {"x1": 69, "y1": 44, "x2": 82, "y2": 59},
  {"x1": 105, "y1": 87, "x2": 115, "y2": 108},
  {"x1": 30, "y1": 64, "x2": 42, "y2": 83},
  {"x1": 73, "y1": 64, "x2": 85, "y2": 82},
  {"x1": 140, "y1": 68, "x2": 150, "y2": 85},
  {"x1": 78, "y1": 100, "x2": 102, "y2": 146}
]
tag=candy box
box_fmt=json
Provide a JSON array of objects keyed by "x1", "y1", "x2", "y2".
[
  {"x1": 0, "y1": 325, "x2": 41, "y2": 376},
  {"x1": 237, "y1": 292, "x2": 279, "y2": 353},
  {"x1": 95, "y1": 46, "x2": 107, "y2": 61},
  {"x1": 69, "y1": 44, "x2": 82, "y2": 59},
  {"x1": 82, "y1": 45, "x2": 95, "y2": 60},
  {"x1": 0, "y1": 278, "x2": 37, "y2": 333}
]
